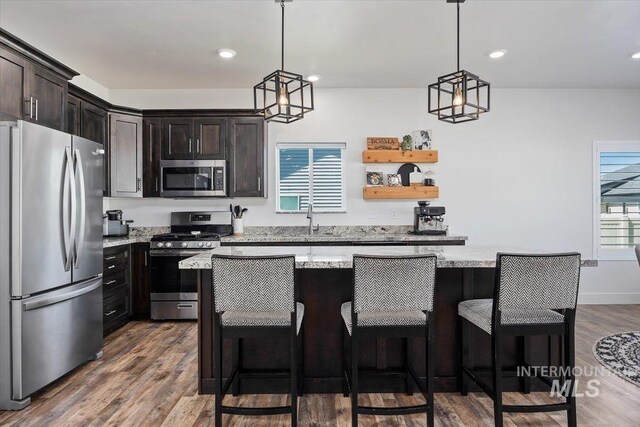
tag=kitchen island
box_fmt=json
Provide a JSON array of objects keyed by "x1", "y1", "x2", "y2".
[{"x1": 182, "y1": 246, "x2": 596, "y2": 394}]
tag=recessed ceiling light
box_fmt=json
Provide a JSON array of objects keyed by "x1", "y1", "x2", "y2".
[
  {"x1": 217, "y1": 49, "x2": 236, "y2": 59},
  {"x1": 306, "y1": 74, "x2": 321, "y2": 82},
  {"x1": 487, "y1": 49, "x2": 507, "y2": 59},
  {"x1": 631, "y1": 51, "x2": 640, "y2": 60}
]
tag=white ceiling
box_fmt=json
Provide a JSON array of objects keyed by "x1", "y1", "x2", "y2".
[{"x1": 1, "y1": 0, "x2": 639, "y2": 90}]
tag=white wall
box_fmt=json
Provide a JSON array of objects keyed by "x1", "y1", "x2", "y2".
[
  {"x1": 106, "y1": 87, "x2": 640, "y2": 304},
  {"x1": 70, "y1": 74, "x2": 110, "y2": 101}
]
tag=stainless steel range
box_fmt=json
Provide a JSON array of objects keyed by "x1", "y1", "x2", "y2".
[{"x1": 150, "y1": 211, "x2": 232, "y2": 320}]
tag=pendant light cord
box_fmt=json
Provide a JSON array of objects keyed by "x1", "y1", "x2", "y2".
[
  {"x1": 281, "y1": 0, "x2": 285, "y2": 70},
  {"x1": 457, "y1": 0, "x2": 460, "y2": 72}
]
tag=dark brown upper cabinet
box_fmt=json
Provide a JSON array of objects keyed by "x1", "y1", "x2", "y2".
[
  {"x1": 109, "y1": 112, "x2": 143, "y2": 198},
  {"x1": 162, "y1": 118, "x2": 192, "y2": 160},
  {"x1": 162, "y1": 117, "x2": 227, "y2": 160},
  {"x1": 143, "y1": 117, "x2": 161, "y2": 197},
  {"x1": 27, "y1": 64, "x2": 67, "y2": 131},
  {"x1": 81, "y1": 102, "x2": 108, "y2": 145},
  {"x1": 194, "y1": 118, "x2": 226, "y2": 160},
  {"x1": 228, "y1": 117, "x2": 266, "y2": 198},
  {"x1": 1, "y1": 29, "x2": 77, "y2": 131},
  {"x1": 67, "y1": 93, "x2": 81, "y2": 136},
  {"x1": 0, "y1": 46, "x2": 28, "y2": 122}
]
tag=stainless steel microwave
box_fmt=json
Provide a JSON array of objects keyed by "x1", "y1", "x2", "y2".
[{"x1": 160, "y1": 160, "x2": 226, "y2": 197}]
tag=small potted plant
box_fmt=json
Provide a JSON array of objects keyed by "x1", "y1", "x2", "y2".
[{"x1": 401, "y1": 135, "x2": 413, "y2": 151}]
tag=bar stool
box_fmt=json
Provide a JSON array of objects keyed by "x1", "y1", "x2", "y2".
[
  {"x1": 458, "y1": 252, "x2": 581, "y2": 427},
  {"x1": 212, "y1": 254, "x2": 303, "y2": 427},
  {"x1": 342, "y1": 254, "x2": 437, "y2": 427}
]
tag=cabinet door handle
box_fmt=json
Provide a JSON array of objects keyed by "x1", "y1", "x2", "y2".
[
  {"x1": 35, "y1": 99, "x2": 38, "y2": 121},
  {"x1": 105, "y1": 280, "x2": 117, "y2": 286},
  {"x1": 105, "y1": 256, "x2": 116, "y2": 261},
  {"x1": 107, "y1": 265, "x2": 116, "y2": 270},
  {"x1": 26, "y1": 97, "x2": 34, "y2": 119},
  {"x1": 258, "y1": 177, "x2": 261, "y2": 192},
  {"x1": 144, "y1": 251, "x2": 148, "y2": 266},
  {"x1": 137, "y1": 178, "x2": 141, "y2": 192},
  {"x1": 155, "y1": 177, "x2": 158, "y2": 192},
  {"x1": 105, "y1": 310, "x2": 117, "y2": 317},
  {"x1": 189, "y1": 139, "x2": 192, "y2": 153}
]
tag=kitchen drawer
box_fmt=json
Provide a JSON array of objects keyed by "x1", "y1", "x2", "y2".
[
  {"x1": 103, "y1": 294, "x2": 129, "y2": 335},
  {"x1": 103, "y1": 280, "x2": 128, "y2": 302},
  {"x1": 103, "y1": 247, "x2": 129, "y2": 272},
  {"x1": 103, "y1": 270, "x2": 128, "y2": 292}
]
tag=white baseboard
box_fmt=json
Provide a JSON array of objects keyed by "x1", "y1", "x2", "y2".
[{"x1": 578, "y1": 292, "x2": 640, "y2": 305}]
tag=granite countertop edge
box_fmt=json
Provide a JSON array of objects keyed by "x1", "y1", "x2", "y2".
[{"x1": 177, "y1": 246, "x2": 599, "y2": 270}]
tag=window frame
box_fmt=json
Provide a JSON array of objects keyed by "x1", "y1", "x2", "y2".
[
  {"x1": 275, "y1": 142, "x2": 347, "y2": 214},
  {"x1": 593, "y1": 140, "x2": 640, "y2": 261}
]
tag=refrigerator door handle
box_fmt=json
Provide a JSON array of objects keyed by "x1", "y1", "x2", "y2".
[
  {"x1": 64, "y1": 147, "x2": 77, "y2": 271},
  {"x1": 73, "y1": 148, "x2": 86, "y2": 269},
  {"x1": 22, "y1": 279, "x2": 102, "y2": 311}
]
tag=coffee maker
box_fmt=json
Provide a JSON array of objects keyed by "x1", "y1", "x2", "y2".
[
  {"x1": 413, "y1": 201, "x2": 448, "y2": 235},
  {"x1": 103, "y1": 210, "x2": 134, "y2": 237}
]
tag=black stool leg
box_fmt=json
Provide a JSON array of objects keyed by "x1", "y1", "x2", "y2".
[
  {"x1": 492, "y1": 328, "x2": 504, "y2": 427},
  {"x1": 232, "y1": 338, "x2": 240, "y2": 396},
  {"x1": 460, "y1": 319, "x2": 469, "y2": 396},
  {"x1": 214, "y1": 315, "x2": 223, "y2": 427},
  {"x1": 521, "y1": 336, "x2": 531, "y2": 394},
  {"x1": 405, "y1": 337, "x2": 414, "y2": 396},
  {"x1": 565, "y1": 319, "x2": 577, "y2": 427},
  {"x1": 342, "y1": 324, "x2": 349, "y2": 397},
  {"x1": 351, "y1": 324, "x2": 358, "y2": 427},
  {"x1": 290, "y1": 315, "x2": 298, "y2": 427},
  {"x1": 426, "y1": 313, "x2": 435, "y2": 427},
  {"x1": 297, "y1": 331, "x2": 304, "y2": 396}
]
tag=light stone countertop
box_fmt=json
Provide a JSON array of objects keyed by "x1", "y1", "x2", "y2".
[
  {"x1": 178, "y1": 245, "x2": 598, "y2": 270},
  {"x1": 103, "y1": 226, "x2": 467, "y2": 248}
]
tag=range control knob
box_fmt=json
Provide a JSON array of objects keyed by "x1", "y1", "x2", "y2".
[
  {"x1": 205, "y1": 242, "x2": 212, "y2": 248},
  {"x1": 197, "y1": 242, "x2": 204, "y2": 248},
  {"x1": 165, "y1": 242, "x2": 172, "y2": 248},
  {"x1": 181, "y1": 242, "x2": 188, "y2": 248},
  {"x1": 157, "y1": 242, "x2": 164, "y2": 248}
]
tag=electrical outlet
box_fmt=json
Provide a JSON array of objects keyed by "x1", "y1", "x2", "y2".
[
  {"x1": 391, "y1": 210, "x2": 398, "y2": 219},
  {"x1": 367, "y1": 210, "x2": 377, "y2": 219}
]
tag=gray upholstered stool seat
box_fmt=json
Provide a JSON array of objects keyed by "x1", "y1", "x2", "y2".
[
  {"x1": 222, "y1": 302, "x2": 305, "y2": 334},
  {"x1": 341, "y1": 302, "x2": 426, "y2": 335},
  {"x1": 458, "y1": 299, "x2": 564, "y2": 334}
]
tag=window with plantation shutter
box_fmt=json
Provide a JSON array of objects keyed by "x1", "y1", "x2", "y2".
[
  {"x1": 593, "y1": 141, "x2": 640, "y2": 260},
  {"x1": 276, "y1": 143, "x2": 346, "y2": 213}
]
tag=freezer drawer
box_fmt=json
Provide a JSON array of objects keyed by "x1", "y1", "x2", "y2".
[{"x1": 11, "y1": 278, "x2": 103, "y2": 400}]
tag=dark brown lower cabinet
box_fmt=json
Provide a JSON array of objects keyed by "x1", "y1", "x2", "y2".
[
  {"x1": 103, "y1": 245, "x2": 131, "y2": 336},
  {"x1": 131, "y1": 243, "x2": 151, "y2": 319}
]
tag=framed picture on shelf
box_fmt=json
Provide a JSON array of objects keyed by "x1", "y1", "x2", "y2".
[
  {"x1": 412, "y1": 129, "x2": 433, "y2": 150},
  {"x1": 366, "y1": 171, "x2": 384, "y2": 186},
  {"x1": 387, "y1": 174, "x2": 402, "y2": 187}
]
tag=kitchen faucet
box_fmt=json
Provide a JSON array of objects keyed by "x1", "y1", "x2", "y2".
[{"x1": 307, "y1": 204, "x2": 320, "y2": 235}]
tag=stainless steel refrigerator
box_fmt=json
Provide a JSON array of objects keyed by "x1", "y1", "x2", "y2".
[{"x1": 0, "y1": 120, "x2": 104, "y2": 410}]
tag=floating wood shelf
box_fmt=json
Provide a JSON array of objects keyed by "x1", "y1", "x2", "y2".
[
  {"x1": 362, "y1": 149, "x2": 438, "y2": 163},
  {"x1": 363, "y1": 186, "x2": 439, "y2": 200}
]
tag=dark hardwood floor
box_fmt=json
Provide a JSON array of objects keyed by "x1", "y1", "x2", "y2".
[{"x1": 1, "y1": 305, "x2": 639, "y2": 426}]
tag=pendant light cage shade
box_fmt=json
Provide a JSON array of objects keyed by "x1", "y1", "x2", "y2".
[
  {"x1": 254, "y1": 69, "x2": 314, "y2": 124},
  {"x1": 428, "y1": 70, "x2": 490, "y2": 124}
]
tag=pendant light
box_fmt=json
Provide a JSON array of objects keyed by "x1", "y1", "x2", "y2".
[
  {"x1": 254, "y1": 0, "x2": 314, "y2": 124},
  {"x1": 428, "y1": 0, "x2": 490, "y2": 124}
]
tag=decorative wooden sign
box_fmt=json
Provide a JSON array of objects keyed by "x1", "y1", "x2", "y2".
[{"x1": 367, "y1": 137, "x2": 400, "y2": 150}]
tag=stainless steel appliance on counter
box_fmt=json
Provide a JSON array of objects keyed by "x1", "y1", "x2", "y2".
[
  {"x1": 103, "y1": 209, "x2": 134, "y2": 237},
  {"x1": 413, "y1": 200, "x2": 448, "y2": 235},
  {"x1": 0, "y1": 121, "x2": 104, "y2": 410},
  {"x1": 150, "y1": 211, "x2": 232, "y2": 320},
  {"x1": 160, "y1": 159, "x2": 226, "y2": 197}
]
